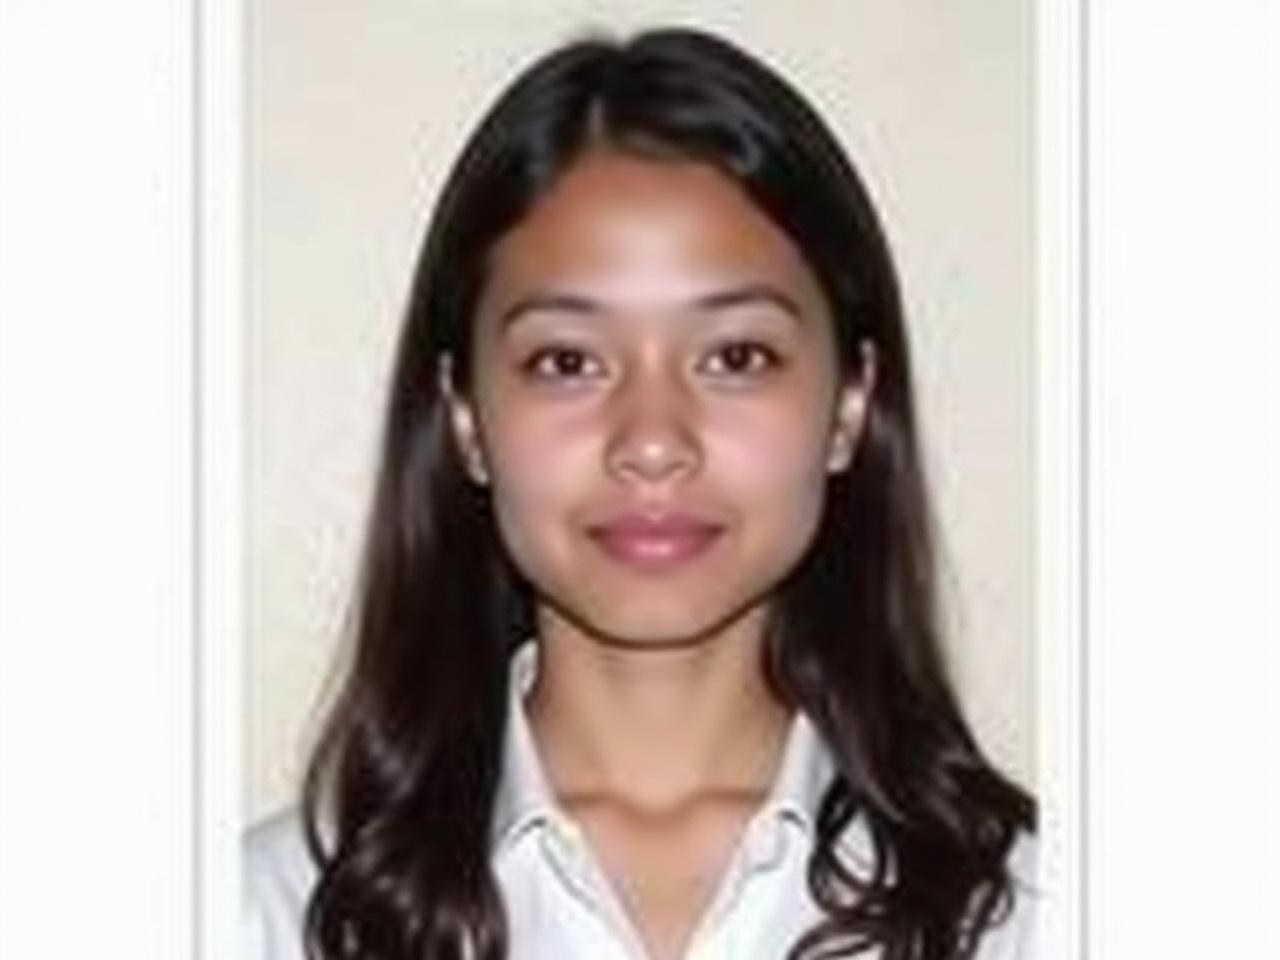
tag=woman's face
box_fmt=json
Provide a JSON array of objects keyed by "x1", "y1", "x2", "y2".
[{"x1": 446, "y1": 149, "x2": 872, "y2": 649}]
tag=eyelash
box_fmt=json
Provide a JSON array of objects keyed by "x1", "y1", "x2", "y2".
[
  {"x1": 520, "y1": 341, "x2": 784, "y2": 382},
  {"x1": 703, "y1": 341, "x2": 783, "y2": 377}
]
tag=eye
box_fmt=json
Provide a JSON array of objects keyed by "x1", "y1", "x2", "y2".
[
  {"x1": 701, "y1": 340, "x2": 783, "y2": 378},
  {"x1": 521, "y1": 345, "x2": 606, "y2": 382}
]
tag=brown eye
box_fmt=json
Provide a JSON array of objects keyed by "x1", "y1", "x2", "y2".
[
  {"x1": 702, "y1": 341, "x2": 782, "y2": 377},
  {"x1": 522, "y1": 346, "x2": 604, "y2": 381}
]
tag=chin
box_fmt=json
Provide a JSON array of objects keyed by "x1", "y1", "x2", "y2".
[{"x1": 544, "y1": 588, "x2": 769, "y2": 652}]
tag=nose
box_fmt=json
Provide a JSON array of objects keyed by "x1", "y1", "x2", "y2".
[{"x1": 603, "y1": 366, "x2": 703, "y2": 487}]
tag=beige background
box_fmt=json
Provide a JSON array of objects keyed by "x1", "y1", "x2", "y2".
[{"x1": 246, "y1": 0, "x2": 1035, "y2": 824}]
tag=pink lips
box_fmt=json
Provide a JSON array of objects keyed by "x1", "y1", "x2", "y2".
[{"x1": 586, "y1": 511, "x2": 724, "y2": 573}]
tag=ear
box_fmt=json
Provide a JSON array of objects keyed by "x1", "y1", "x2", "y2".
[
  {"x1": 826, "y1": 340, "x2": 878, "y2": 474},
  {"x1": 438, "y1": 352, "x2": 489, "y2": 486}
]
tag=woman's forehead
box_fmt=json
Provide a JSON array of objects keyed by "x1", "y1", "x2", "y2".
[{"x1": 480, "y1": 149, "x2": 826, "y2": 322}]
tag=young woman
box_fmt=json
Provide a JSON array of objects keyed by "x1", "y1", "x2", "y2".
[{"x1": 245, "y1": 27, "x2": 1038, "y2": 960}]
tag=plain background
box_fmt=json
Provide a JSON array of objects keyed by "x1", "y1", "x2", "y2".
[
  {"x1": 3, "y1": 2, "x2": 1277, "y2": 956},
  {"x1": 245, "y1": 0, "x2": 1036, "y2": 823}
]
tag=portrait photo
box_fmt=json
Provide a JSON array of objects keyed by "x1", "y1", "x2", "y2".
[{"x1": 242, "y1": 3, "x2": 1045, "y2": 958}]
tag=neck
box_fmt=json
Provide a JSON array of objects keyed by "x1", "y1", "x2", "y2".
[{"x1": 524, "y1": 606, "x2": 791, "y2": 815}]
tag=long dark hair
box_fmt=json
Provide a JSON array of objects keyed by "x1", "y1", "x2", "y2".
[{"x1": 301, "y1": 27, "x2": 1034, "y2": 960}]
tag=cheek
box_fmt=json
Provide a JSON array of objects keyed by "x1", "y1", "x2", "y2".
[
  {"x1": 483, "y1": 413, "x2": 594, "y2": 570},
  {"x1": 710, "y1": 402, "x2": 832, "y2": 538}
]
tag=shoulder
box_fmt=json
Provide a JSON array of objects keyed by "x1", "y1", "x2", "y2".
[
  {"x1": 244, "y1": 805, "x2": 316, "y2": 901},
  {"x1": 834, "y1": 821, "x2": 1043, "y2": 959},
  {"x1": 243, "y1": 807, "x2": 317, "y2": 960},
  {"x1": 975, "y1": 829, "x2": 1044, "y2": 960}
]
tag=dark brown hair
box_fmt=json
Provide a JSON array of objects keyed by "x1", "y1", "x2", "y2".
[{"x1": 301, "y1": 27, "x2": 1034, "y2": 960}]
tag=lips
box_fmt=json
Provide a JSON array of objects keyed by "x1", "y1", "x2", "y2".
[{"x1": 586, "y1": 511, "x2": 725, "y2": 573}]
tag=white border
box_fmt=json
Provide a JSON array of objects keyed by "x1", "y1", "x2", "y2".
[
  {"x1": 0, "y1": 2, "x2": 196, "y2": 956},
  {"x1": 1035, "y1": 0, "x2": 1084, "y2": 957},
  {"x1": 197, "y1": 0, "x2": 246, "y2": 956},
  {"x1": 1085, "y1": 2, "x2": 1279, "y2": 954}
]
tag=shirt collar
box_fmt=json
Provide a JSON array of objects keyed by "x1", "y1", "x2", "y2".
[
  {"x1": 489, "y1": 639, "x2": 836, "y2": 855},
  {"x1": 490, "y1": 640, "x2": 560, "y2": 853}
]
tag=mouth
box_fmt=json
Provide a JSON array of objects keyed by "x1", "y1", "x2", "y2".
[{"x1": 585, "y1": 513, "x2": 725, "y2": 574}]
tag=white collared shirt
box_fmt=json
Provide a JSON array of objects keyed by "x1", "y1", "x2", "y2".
[{"x1": 245, "y1": 641, "x2": 1040, "y2": 959}]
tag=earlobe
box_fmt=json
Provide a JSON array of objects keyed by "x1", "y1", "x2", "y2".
[
  {"x1": 826, "y1": 340, "x2": 878, "y2": 474},
  {"x1": 825, "y1": 409, "x2": 861, "y2": 473},
  {"x1": 439, "y1": 353, "x2": 489, "y2": 486}
]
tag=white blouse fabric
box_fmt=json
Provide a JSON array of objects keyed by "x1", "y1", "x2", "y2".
[{"x1": 244, "y1": 641, "x2": 1041, "y2": 959}]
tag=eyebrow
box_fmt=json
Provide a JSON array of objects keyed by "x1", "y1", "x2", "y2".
[{"x1": 496, "y1": 283, "x2": 805, "y2": 332}]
